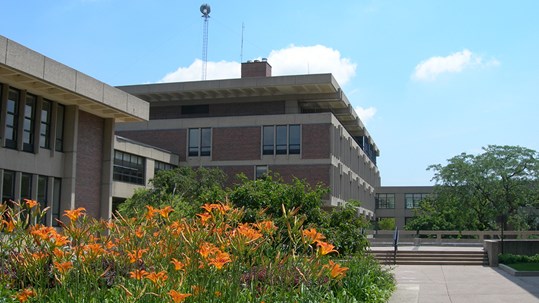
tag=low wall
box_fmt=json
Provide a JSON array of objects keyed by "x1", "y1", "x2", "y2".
[{"x1": 484, "y1": 239, "x2": 539, "y2": 267}]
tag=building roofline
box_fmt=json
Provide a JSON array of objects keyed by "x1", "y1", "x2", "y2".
[
  {"x1": 0, "y1": 35, "x2": 149, "y2": 122},
  {"x1": 118, "y1": 73, "x2": 379, "y2": 155}
]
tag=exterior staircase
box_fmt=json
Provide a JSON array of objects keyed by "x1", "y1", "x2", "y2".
[{"x1": 370, "y1": 249, "x2": 488, "y2": 266}]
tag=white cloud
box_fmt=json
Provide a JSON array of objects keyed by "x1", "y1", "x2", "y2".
[
  {"x1": 160, "y1": 59, "x2": 240, "y2": 82},
  {"x1": 354, "y1": 106, "x2": 377, "y2": 125},
  {"x1": 159, "y1": 45, "x2": 357, "y2": 85},
  {"x1": 267, "y1": 44, "x2": 357, "y2": 85},
  {"x1": 412, "y1": 49, "x2": 499, "y2": 81}
]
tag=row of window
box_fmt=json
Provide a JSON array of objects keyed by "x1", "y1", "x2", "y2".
[
  {"x1": 187, "y1": 125, "x2": 302, "y2": 158},
  {"x1": 0, "y1": 84, "x2": 65, "y2": 153},
  {"x1": 1, "y1": 170, "x2": 62, "y2": 226},
  {"x1": 375, "y1": 193, "x2": 430, "y2": 209},
  {"x1": 112, "y1": 150, "x2": 178, "y2": 185}
]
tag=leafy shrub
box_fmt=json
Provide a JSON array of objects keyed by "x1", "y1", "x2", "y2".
[{"x1": 499, "y1": 253, "x2": 539, "y2": 264}]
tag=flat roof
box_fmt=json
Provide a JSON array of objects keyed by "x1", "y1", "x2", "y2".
[
  {"x1": 118, "y1": 74, "x2": 379, "y2": 155},
  {"x1": 0, "y1": 35, "x2": 148, "y2": 122}
]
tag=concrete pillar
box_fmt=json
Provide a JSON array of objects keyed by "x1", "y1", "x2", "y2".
[
  {"x1": 61, "y1": 105, "x2": 78, "y2": 216},
  {"x1": 100, "y1": 118, "x2": 114, "y2": 220}
]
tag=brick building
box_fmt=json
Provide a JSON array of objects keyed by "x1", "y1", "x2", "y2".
[{"x1": 115, "y1": 61, "x2": 380, "y2": 217}]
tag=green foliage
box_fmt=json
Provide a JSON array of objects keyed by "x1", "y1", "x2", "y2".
[
  {"x1": 324, "y1": 201, "x2": 370, "y2": 255},
  {"x1": 117, "y1": 167, "x2": 227, "y2": 219},
  {"x1": 499, "y1": 253, "x2": 539, "y2": 264},
  {"x1": 410, "y1": 145, "x2": 539, "y2": 231},
  {"x1": 377, "y1": 218, "x2": 396, "y2": 230}
]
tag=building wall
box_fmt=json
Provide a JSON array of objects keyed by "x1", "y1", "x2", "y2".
[
  {"x1": 116, "y1": 129, "x2": 186, "y2": 161},
  {"x1": 375, "y1": 186, "x2": 434, "y2": 229},
  {"x1": 75, "y1": 111, "x2": 104, "y2": 218},
  {"x1": 213, "y1": 127, "x2": 261, "y2": 161}
]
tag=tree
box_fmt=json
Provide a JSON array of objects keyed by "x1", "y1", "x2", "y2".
[{"x1": 408, "y1": 145, "x2": 539, "y2": 236}]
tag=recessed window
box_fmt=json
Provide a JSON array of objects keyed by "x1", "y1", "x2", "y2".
[
  {"x1": 2, "y1": 170, "x2": 15, "y2": 205},
  {"x1": 405, "y1": 193, "x2": 429, "y2": 209},
  {"x1": 40, "y1": 100, "x2": 51, "y2": 149},
  {"x1": 23, "y1": 94, "x2": 36, "y2": 152},
  {"x1": 5, "y1": 88, "x2": 20, "y2": 149},
  {"x1": 375, "y1": 193, "x2": 395, "y2": 209},
  {"x1": 113, "y1": 150, "x2": 146, "y2": 185},
  {"x1": 52, "y1": 178, "x2": 61, "y2": 226},
  {"x1": 255, "y1": 165, "x2": 268, "y2": 179},
  {"x1": 21, "y1": 173, "x2": 32, "y2": 201},
  {"x1": 188, "y1": 128, "x2": 211, "y2": 157},
  {"x1": 154, "y1": 161, "x2": 176, "y2": 175},
  {"x1": 181, "y1": 104, "x2": 209, "y2": 115},
  {"x1": 55, "y1": 104, "x2": 65, "y2": 152},
  {"x1": 262, "y1": 124, "x2": 301, "y2": 155}
]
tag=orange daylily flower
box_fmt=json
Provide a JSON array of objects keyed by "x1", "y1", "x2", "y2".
[
  {"x1": 31, "y1": 252, "x2": 47, "y2": 261},
  {"x1": 168, "y1": 290, "x2": 192, "y2": 303},
  {"x1": 208, "y1": 251, "x2": 232, "y2": 270},
  {"x1": 64, "y1": 207, "x2": 86, "y2": 222},
  {"x1": 198, "y1": 242, "x2": 220, "y2": 258},
  {"x1": 127, "y1": 249, "x2": 148, "y2": 263},
  {"x1": 255, "y1": 220, "x2": 277, "y2": 234},
  {"x1": 171, "y1": 258, "x2": 186, "y2": 271},
  {"x1": 303, "y1": 228, "x2": 325, "y2": 244},
  {"x1": 24, "y1": 199, "x2": 39, "y2": 209},
  {"x1": 145, "y1": 205, "x2": 158, "y2": 220},
  {"x1": 196, "y1": 212, "x2": 212, "y2": 225},
  {"x1": 144, "y1": 270, "x2": 168, "y2": 285},
  {"x1": 2, "y1": 218, "x2": 16, "y2": 233},
  {"x1": 316, "y1": 241, "x2": 338, "y2": 255},
  {"x1": 159, "y1": 206, "x2": 174, "y2": 218},
  {"x1": 236, "y1": 224, "x2": 262, "y2": 242},
  {"x1": 135, "y1": 226, "x2": 145, "y2": 238},
  {"x1": 52, "y1": 247, "x2": 66, "y2": 259},
  {"x1": 30, "y1": 225, "x2": 56, "y2": 242},
  {"x1": 54, "y1": 261, "x2": 73, "y2": 274},
  {"x1": 129, "y1": 269, "x2": 148, "y2": 280},
  {"x1": 324, "y1": 260, "x2": 349, "y2": 279},
  {"x1": 15, "y1": 288, "x2": 36, "y2": 303},
  {"x1": 53, "y1": 234, "x2": 70, "y2": 247},
  {"x1": 168, "y1": 221, "x2": 184, "y2": 236}
]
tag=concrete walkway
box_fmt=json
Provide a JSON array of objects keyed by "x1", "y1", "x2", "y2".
[{"x1": 388, "y1": 265, "x2": 539, "y2": 303}]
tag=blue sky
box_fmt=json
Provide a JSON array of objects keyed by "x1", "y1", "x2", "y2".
[{"x1": 2, "y1": 0, "x2": 538, "y2": 186}]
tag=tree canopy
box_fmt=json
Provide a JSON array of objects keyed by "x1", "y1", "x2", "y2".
[{"x1": 407, "y1": 145, "x2": 539, "y2": 231}]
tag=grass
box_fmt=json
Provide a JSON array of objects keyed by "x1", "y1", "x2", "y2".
[{"x1": 506, "y1": 263, "x2": 539, "y2": 271}]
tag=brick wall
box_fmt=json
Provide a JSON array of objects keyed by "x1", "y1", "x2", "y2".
[
  {"x1": 76, "y1": 111, "x2": 104, "y2": 218},
  {"x1": 116, "y1": 129, "x2": 186, "y2": 161},
  {"x1": 302, "y1": 124, "x2": 331, "y2": 159},
  {"x1": 219, "y1": 166, "x2": 254, "y2": 187},
  {"x1": 270, "y1": 164, "x2": 331, "y2": 189},
  {"x1": 213, "y1": 127, "x2": 261, "y2": 161}
]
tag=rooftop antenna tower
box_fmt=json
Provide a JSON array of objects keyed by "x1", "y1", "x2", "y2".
[{"x1": 200, "y1": 3, "x2": 211, "y2": 80}]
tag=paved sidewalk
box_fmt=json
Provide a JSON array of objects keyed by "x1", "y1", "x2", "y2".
[{"x1": 388, "y1": 265, "x2": 539, "y2": 303}]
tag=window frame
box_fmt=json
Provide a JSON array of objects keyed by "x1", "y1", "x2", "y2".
[
  {"x1": 23, "y1": 94, "x2": 36, "y2": 152},
  {"x1": 113, "y1": 150, "x2": 146, "y2": 185},
  {"x1": 262, "y1": 124, "x2": 301, "y2": 156},
  {"x1": 40, "y1": 100, "x2": 52, "y2": 149},
  {"x1": 188, "y1": 127, "x2": 211, "y2": 157},
  {"x1": 375, "y1": 193, "x2": 395, "y2": 209},
  {"x1": 5, "y1": 88, "x2": 20, "y2": 149}
]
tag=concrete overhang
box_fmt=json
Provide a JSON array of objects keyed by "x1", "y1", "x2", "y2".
[
  {"x1": 118, "y1": 74, "x2": 379, "y2": 156},
  {"x1": 0, "y1": 35, "x2": 148, "y2": 122}
]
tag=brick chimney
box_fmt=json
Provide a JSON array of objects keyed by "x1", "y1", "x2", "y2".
[{"x1": 241, "y1": 59, "x2": 272, "y2": 78}]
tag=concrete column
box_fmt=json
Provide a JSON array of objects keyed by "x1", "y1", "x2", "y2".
[
  {"x1": 99, "y1": 118, "x2": 114, "y2": 220},
  {"x1": 0, "y1": 83, "x2": 8, "y2": 146},
  {"x1": 60, "y1": 105, "x2": 78, "y2": 216}
]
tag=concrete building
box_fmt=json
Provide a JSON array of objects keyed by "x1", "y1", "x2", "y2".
[
  {"x1": 115, "y1": 61, "x2": 381, "y2": 218},
  {"x1": 0, "y1": 35, "x2": 148, "y2": 224},
  {"x1": 375, "y1": 186, "x2": 434, "y2": 229}
]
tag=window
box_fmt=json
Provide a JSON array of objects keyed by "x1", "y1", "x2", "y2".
[
  {"x1": 23, "y1": 94, "x2": 36, "y2": 152},
  {"x1": 188, "y1": 128, "x2": 211, "y2": 157},
  {"x1": 181, "y1": 105, "x2": 209, "y2": 115},
  {"x1": 255, "y1": 165, "x2": 268, "y2": 179},
  {"x1": 21, "y1": 173, "x2": 32, "y2": 201},
  {"x1": 40, "y1": 100, "x2": 51, "y2": 149},
  {"x1": 375, "y1": 193, "x2": 395, "y2": 209},
  {"x1": 5, "y1": 88, "x2": 20, "y2": 149},
  {"x1": 2, "y1": 170, "x2": 15, "y2": 205},
  {"x1": 262, "y1": 125, "x2": 301, "y2": 155},
  {"x1": 55, "y1": 104, "x2": 65, "y2": 152},
  {"x1": 154, "y1": 161, "x2": 176, "y2": 175},
  {"x1": 37, "y1": 176, "x2": 48, "y2": 224},
  {"x1": 52, "y1": 178, "x2": 61, "y2": 226},
  {"x1": 113, "y1": 150, "x2": 145, "y2": 185},
  {"x1": 405, "y1": 193, "x2": 429, "y2": 209}
]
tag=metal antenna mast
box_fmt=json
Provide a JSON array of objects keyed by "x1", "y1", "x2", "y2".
[{"x1": 200, "y1": 4, "x2": 211, "y2": 80}]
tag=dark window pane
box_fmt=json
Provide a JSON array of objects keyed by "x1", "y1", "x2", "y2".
[
  {"x1": 188, "y1": 128, "x2": 200, "y2": 156},
  {"x1": 40, "y1": 100, "x2": 51, "y2": 149},
  {"x1": 275, "y1": 125, "x2": 287, "y2": 154},
  {"x1": 2, "y1": 170, "x2": 15, "y2": 204},
  {"x1": 113, "y1": 150, "x2": 146, "y2": 185},
  {"x1": 5, "y1": 89, "x2": 19, "y2": 149},
  {"x1": 55, "y1": 105, "x2": 65, "y2": 152},
  {"x1": 289, "y1": 125, "x2": 300, "y2": 154},
  {"x1": 200, "y1": 128, "x2": 211, "y2": 156},
  {"x1": 263, "y1": 126, "x2": 274, "y2": 155}
]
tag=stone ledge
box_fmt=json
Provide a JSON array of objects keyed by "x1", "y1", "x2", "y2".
[{"x1": 499, "y1": 263, "x2": 539, "y2": 276}]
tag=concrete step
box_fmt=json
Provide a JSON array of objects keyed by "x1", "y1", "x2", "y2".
[{"x1": 369, "y1": 250, "x2": 488, "y2": 266}]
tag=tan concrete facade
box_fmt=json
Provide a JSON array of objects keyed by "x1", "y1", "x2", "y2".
[
  {"x1": 0, "y1": 35, "x2": 149, "y2": 224},
  {"x1": 375, "y1": 186, "x2": 434, "y2": 229}
]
